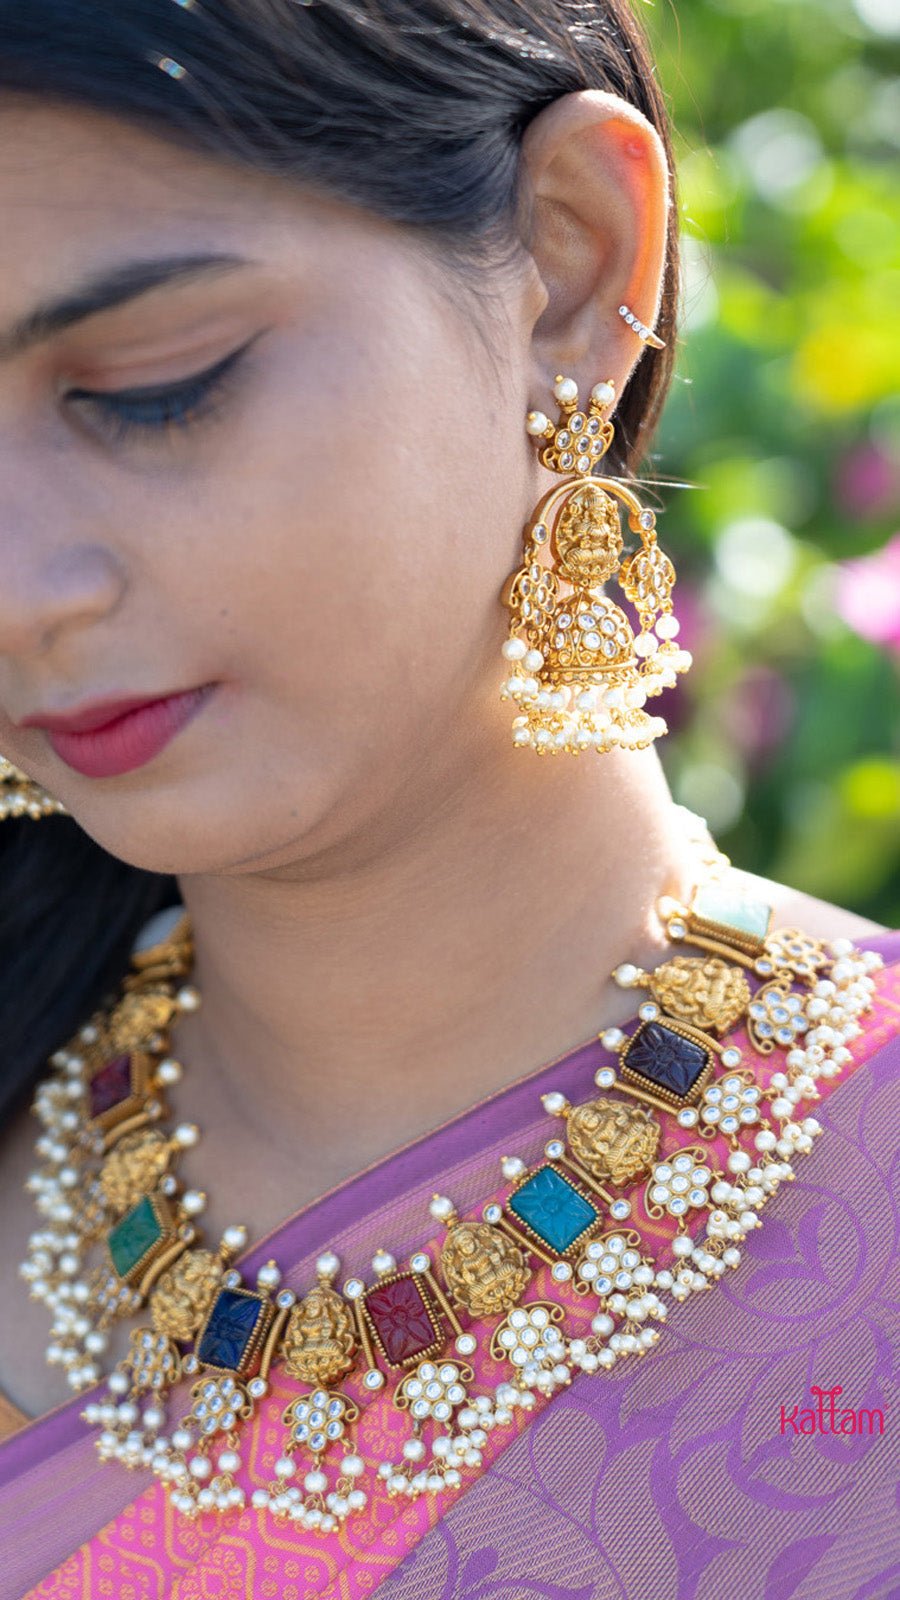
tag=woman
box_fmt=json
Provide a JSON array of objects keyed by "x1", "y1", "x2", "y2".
[{"x1": 0, "y1": 2, "x2": 897, "y2": 1596}]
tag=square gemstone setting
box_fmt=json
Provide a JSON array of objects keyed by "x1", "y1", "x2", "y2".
[
  {"x1": 87, "y1": 1050, "x2": 153, "y2": 1132},
  {"x1": 508, "y1": 1163, "x2": 598, "y2": 1256},
  {"x1": 689, "y1": 886, "x2": 772, "y2": 951},
  {"x1": 89, "y1": 1054, "x2": 133, "y2": 1118},
  {"x1": 197, "y1": 1287, "x2": 270, "y2": 1375},
  {"x1": 107, "y1": 1193, "x2": 168, "y2": 1282},
  {"x1": 363, "y1": 1274, "x2": 443, "y2": 1368},
  {"x1": 622, "y1": 1020, "x2": 713, "y2": 1107}
]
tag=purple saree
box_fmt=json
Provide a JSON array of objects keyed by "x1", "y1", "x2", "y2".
[{"x1": 1, "y1": 931, "x2": 898, "y2": 1600}]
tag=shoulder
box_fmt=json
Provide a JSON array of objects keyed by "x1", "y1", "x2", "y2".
[{"x1": 726, "y1": 867, "x2": 891, "y2": 944}]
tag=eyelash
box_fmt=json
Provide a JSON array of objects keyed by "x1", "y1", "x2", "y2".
[{"x1": 66, "y1": 344, "x2": 247, "y2": 443}]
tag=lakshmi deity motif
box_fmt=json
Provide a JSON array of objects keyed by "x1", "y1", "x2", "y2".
[
  {"x1": 150, "y1": 1247, "x2": 226, "y2": 1342},
  {"x1": 566, "y1": 1097, "x2": 661, "y2": 1186},
  {"x1": 440, "y1": 1219, "x2": 531, "y2": 1319},
  {"x1": 647, "y1": 955, "x2": 752, "y2": 1035},
  {"x1": 282, "y1": 1281, "x2": 358, "y2": 1387},
  {"x1": 551, "y1": 483, "x2": 623, "y2": 586}
]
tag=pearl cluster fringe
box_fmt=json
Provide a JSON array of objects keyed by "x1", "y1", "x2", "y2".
[
  {"x1": 500, "y1": 629, "x2": 693, "y2": 754},
  {"x1": 19, "y1": 984, "x2": 204, "y2": 1392}
]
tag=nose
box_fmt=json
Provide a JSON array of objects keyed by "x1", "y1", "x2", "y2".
[{"x1": 0, "y1": 532, "x2": 125, "y2": 658}]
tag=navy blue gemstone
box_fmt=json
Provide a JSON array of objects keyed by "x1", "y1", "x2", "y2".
[
  {"x1": 625, "y1": 1021, "x2": 709, "y2": 1098},
  {"x1": 197, "y1": 1289, "x2": 263, "y2": 1371},
  {"x1": 509, "y1": 1165, "x2": 597, "y2": 1254}
]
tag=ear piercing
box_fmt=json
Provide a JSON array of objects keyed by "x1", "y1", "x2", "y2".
[{"x1": 618, "y1": 305, "x2": 666, "y2": 350}]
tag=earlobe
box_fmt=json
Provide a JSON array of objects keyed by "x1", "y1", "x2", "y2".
[{"x1": 518, "y1": 89, "x2": 671, "y2": 399}]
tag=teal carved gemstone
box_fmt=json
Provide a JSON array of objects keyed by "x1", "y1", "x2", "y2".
[
  {"x1": 108, "y1": 1194, "x2": 163, "y2": 1280},
  {"x1": 509, "y1": 1165, "x2": 597, "y2": 1255},
  {"x1": 692, "y1": 885, "x2": 771, "y2": 941}
]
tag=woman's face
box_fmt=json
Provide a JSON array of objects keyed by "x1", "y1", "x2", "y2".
[{"x1": 0, "y1": 102, "x2": 545, "y2": 875}]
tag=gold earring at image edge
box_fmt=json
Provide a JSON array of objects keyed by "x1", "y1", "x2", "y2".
[{"x1": 0, "y1": 760, "x2": 69, "y2": 819}]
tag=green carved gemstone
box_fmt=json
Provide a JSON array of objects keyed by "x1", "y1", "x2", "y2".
[
  {"x1": 108, "y1": 1194, "x2": 164, "y2": 1280},
  {"x1": 692, "y1": 885, "x2": 771, "y2": 941}
]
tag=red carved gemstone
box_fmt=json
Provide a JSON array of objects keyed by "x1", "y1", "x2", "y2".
[
  {"x1": 88, "y1": 1054, "x2": 133, "y2": 1118},
  {"x1": 364, "y1": 1275, "x2": 439, "y2": 1366}
]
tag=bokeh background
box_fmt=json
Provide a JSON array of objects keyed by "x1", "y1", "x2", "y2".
[{"x1": 641, "y1": 0, "x2": 900, "y2": 922}]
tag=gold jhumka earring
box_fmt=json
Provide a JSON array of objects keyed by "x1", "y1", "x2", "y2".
[
  {"x1": 0, "y1": 756, "x2": 69, "y2": 820},
  {"x1": 498, "y1": 371, "x2": 692, "y2": 754}
]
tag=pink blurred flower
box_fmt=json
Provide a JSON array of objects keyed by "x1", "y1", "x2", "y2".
[
  {"x1": 835, "y1": 533, "x2": 900, "y2": 651},
  {"x1": 834, "y1": 444, "x2": 900, "y2": 520}
]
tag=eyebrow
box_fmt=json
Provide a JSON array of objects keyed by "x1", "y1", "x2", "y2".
[{"x1": 0, "y1": 251, "x2": 253, "y2": 362}]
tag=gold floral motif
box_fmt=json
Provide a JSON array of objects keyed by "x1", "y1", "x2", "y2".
[
  {"x1": 440, "y1": 1220, "x2": 530, "y2": 1319},
  {"x1": 502, "y1": 556, "x2": 560, "y2": 636},
  {"x1": 546, "y1": 593, "x2": 635, "y2": 679},
  {"x1": 122, "y1": 1325, "x2": 182, "y2": 1396},
  {"x1": 282, "y1": 1387, "x2": 359, "y2": 1456},
  {"x1": 69, "y1": 1177, "x2": 111, "y2": 1245},
  {"x1": 552, "y1": 484, "x2": 623, "y2": 586},
  {"x1": 99, "y1": 1128, "x2": 172, "y2": 1214},
  {"x1": 87, "y1": 1260, "x2": 142, "y2": 1326},
  {"x1": 619, "y1": 538, "x2": 675, "y2": 628},
  {"x1": 648, "y1": 956, "x2": 751, "y2": 1034},
  {"x1": 764, "y1": 927, "x2": 829, "y2": 982},
  {"x1": 106, "y1": 988, "x2": 179, "y2": 1053},
  {"x1": 188, "y1": 1371, "x2": 251, "y2": 1439},
  {"x1": 281, "y1": 1283, "x2": 357, "y2": 1387},
  {"x1": 150, "y1": 1247, "x2": 224, "y2": 1341},
  {"x1": 567, "y1": 1097, "x2": 661, "y2": 1185}
]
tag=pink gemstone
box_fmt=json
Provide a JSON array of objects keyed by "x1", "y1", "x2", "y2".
[
  {"x1": 364, "y1": 1275, "x2": 439, "y2": 1367},
  {"x1": 88, "y1": 1054, "x2": 133, "y2": 1118}
]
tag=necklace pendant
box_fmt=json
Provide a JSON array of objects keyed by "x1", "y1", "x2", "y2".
[
  {"x1": 597, "y1": 1000, "x2": 744, "y2": 1117},
  {"x1": 85, "y1": 1050, "x2": 165, "y2": 1147},
  {"x1": 159, "y1": 1259, "x2": 292, "y2": 1516},
  {"x1": 661, "y1": 883, "x2": 774, "y2": 960},
  {"x1": 263, "y1": 1388, "x2": 366, "y2": 1528},
  {"x1": 573, "y1": 1227, "x2": 666, "y2": 1361},
  {"x1": 345, "y1": 1251, "x2": 449, "y2": 1382},
  {"x1": 491, "y1": 1301, "x2": 570, "y2": 1396},
  {"x1": 99, "y1": 1127, "x2": 176, "y2": 1215},
  {"x1": 746, "y1": 981, "x2": 809, "y2": 1054},
  {"x1": 755, "y1": 928, "x2": 830, "y2": 985},
  {"x1": 497, "y1": 1145, "x2": 628, "y2": 1287},
  {"x1": 542, "y1": 1089, "x2": 660, "y2": 1187},
  {"x1": 281, "y1": 1254, "x2": 357, "y2": 1387},
  {"x1": 431, "y1": 1194, "x2": 531, "y2": 1320},
  {"x1": 615, "y1": 953, "x2": 751, "y2": 1035},
  {"x1": 106, "y1": 1191, "x2": 194, "y2": 1296}
]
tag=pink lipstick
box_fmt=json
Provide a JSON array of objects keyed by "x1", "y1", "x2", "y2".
[{"x1": 31, "y1": 686, "x2": 215, "y2": 778}]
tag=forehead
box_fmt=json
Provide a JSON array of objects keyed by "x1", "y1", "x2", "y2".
[
  {"x1": 0, "y1": 99, "x2": 279, "y2": 220},
  {"x1": 0, "y1": 97, "x2": 410, "y2": 352}
]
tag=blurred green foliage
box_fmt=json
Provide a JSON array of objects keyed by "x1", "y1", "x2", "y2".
[{"x1": 642, "y1": 0, "x2": 900, "y2": 923}]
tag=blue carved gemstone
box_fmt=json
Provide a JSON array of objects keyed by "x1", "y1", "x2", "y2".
[
  {"x1": 108, "y1": 1194, "x2": 163, "y2": 1280},
  {"x1": 509, "y1": 1165, "x2": 597, "y2": 1255},
  {"x1": 197, "y1": 1289, "x2": 264, "y2": 1371},
  {"x1": 625, "y1": 1021, "x2": 709, "y2": 1098}
]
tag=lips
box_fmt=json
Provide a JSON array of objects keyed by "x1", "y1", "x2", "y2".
[{"x1": 39, "y1": 686, "x2": 215, "y2": 778}]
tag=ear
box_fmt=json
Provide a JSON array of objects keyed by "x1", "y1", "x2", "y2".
[{"x1": 516, "y1": 89, "x2": 672, "y2": 411}]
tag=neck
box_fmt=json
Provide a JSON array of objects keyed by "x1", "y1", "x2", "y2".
[{"x1": 171, "y1": 742, "x2": 704, "y2": 1226}]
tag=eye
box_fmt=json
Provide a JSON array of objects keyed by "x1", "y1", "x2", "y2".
[{"x1": 65, "y1": 340, "x2": 252, "y2": 443}]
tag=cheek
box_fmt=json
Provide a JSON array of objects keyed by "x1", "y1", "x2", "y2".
[{"x1": 189, "y1": 323, "x2": 521, "y2": 757}]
